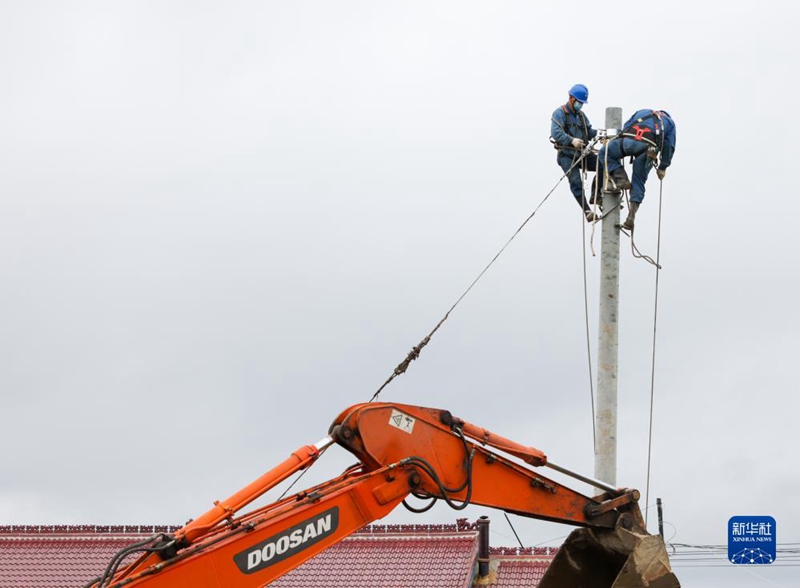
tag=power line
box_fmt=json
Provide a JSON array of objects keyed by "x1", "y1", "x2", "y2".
[
  {"x1": 503, "y1": 512, "x2": 524, "y2": 549},
  {"x1": 644, "y1": 178, "x2": 665, "y2": 526},
  {"x1": 369, "y1": 141, "x2": 600, "y2": 401}
]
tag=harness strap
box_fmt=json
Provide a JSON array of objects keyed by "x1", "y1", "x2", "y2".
[
  {"x1": 620, "y1": 110, "x2": 664, "y2": 150},
  {"x1": 551, "y1": 104, "x2": 589, "y2": 153}
]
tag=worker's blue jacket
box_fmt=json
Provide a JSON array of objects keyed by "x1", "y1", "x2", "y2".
[
  {"x1": 551, "y1": 103, "x2": 597, "y2": 158},
  {"x1": 620, "y1": 109, "x2": 676, "y2": 169}
]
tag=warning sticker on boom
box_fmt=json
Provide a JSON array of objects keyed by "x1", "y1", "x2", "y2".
[{"x1": 389, "y1": 409, "x2": 415, "y2": 434}]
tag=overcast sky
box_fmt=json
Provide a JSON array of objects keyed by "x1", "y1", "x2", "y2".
[{"x1": 1, "y1": 1, "x2": 799, "y2": 586}]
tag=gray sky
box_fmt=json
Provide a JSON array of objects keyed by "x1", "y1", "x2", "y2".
[{"x1": 1, "y1": 1, "x2": 798, "y2": 585}]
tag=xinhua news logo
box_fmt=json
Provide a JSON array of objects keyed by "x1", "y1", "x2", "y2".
[{"x1": 728, "y1": 516, "x2": 776, "y2": 564}]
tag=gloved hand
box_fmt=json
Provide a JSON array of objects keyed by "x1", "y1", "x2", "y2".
[
  {"x1": 571, "y1": 137, "x2": 585, "y2": 149},
  {"x1": 657, "y1": 168, "x2": 666, "y2": 180}
]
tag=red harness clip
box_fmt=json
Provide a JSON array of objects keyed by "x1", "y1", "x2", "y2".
[{"x1": 631, "y1": 125, "x2": 653, "y2": 141}]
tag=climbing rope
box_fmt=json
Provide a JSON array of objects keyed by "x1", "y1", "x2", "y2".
[
  {"x1": 644, "y1": 178, "x2": 664, "y2": 527},
  {"x1": 588, "y1": 136, "x2": 615, "y2": 256},
  {"x1": 581, "y1": 136, "x2": 625, "y2": 452},
  {"x1": 581, "y1": 223, "x2": 597, "y2": 452},
  {"x1": 620, "y1": 189, "x2": 661, "y2": 268},
  {"x1": 618, "y1": 156, "x2": 663, "y2": 268},
  {"x1": 580, "y1": 156, "x2": 597, "y2": 451},
  {"x1": 589, "y1": 177, "x2": 599, "y2": 257},
  {"x1": 369, "y1": 139, "x2": 601, "y2": 402}
]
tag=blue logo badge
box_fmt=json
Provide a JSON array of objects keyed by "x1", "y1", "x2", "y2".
[{"x1": 728, "y1": 516, "x2": 776, "y2": 564}]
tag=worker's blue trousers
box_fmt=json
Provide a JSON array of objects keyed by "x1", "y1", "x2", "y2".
[
  {"x1": 598, "y1": 138, "x2": 653, "y2": 204},
  {"x1": 557, "y1": 152, "x2": 597, "y2": 205}
]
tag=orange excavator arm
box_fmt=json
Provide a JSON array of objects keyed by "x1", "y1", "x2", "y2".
[{"x1": 91, "y1": 402, "x2": 677, "y2": 588}]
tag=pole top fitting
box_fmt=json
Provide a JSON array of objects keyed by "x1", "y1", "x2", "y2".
[{"x1": 605, "y1": 107, "x2": 623, "y2": 131}]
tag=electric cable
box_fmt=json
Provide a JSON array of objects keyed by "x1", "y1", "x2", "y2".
[
  {"x1": 503, "y1": 512, "x2": 525, "y2": 548},
  {"x1": 369, "y1": 140, "x2": 600, "y2": 402},
  {"x1": 644, "y1": 178, "x2": 664, "y2": 526},
  {"x1": 277, "y1": 443, "x2": 332, "y2": 501}
]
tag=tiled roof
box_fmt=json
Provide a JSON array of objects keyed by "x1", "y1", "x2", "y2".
[
  {"x1": 0, "y1": 522, "x2": 554, "y2": 588},
  {"x1": 490, "y1": 560, "x2": 551, "y2": 587},
  {"x1": 0, "y1": 526, "x2": 180, "y2": 588},
  {"x1": 272, "y1": 528, "x2": 479, "y2": 588}
]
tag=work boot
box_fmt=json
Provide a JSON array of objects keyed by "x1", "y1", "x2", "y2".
[
  {"x1": 579, "y1": 198, "x2": 596, "y2": 223},
  {"x1": 622, "y1": 202, "x2": 640, "y2": 231},
  {"x1": 611, "y1": 167, "x2": 632, "y2": 191}
]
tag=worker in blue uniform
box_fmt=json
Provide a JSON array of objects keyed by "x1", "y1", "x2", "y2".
[
  {"x1": 550, "y1": 84, "x2": 598, "y2": 222},
  {"x1": 598, "y1": 109, "x2": 676, "y2": 230}
]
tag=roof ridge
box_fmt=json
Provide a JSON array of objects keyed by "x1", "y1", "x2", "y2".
[
  {"x1": 354, "y1": 523, "x2": 465, "y2": 534},
  {"x1": 0, "y1": 524, "x2": 181, "y2": 535},
  {"x1": 2, "y1": 520, "x2": 482, "y2": 537},
  {"x1": 489, "y1": 546, "x2": 559, "y2": 556},
  {"x1": 345, "y1": 533, "x2": 477, "y2": 542}
]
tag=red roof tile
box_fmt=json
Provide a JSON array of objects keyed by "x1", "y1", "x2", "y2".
[
  {"x1": 272, "y1": 531, "x2": 479, "y2": 588},
  {"x1": 490, "y1": 560, "x2": 551, "y2": 587},
  {"x1": 0, "y1": 526, "x2": 179, "y2": 588},
  {"x1": 0, "y1": 523, "x2": 554, "y2": 588}
]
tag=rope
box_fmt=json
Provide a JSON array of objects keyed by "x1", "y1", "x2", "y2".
[
  {"x1": 580, "y1": 163, "x2": 596, "y2": 451},
  {"x1": 589, "y1": 138, "x2": 614, "y2": 255},
  {"x1": 582, "y1": 139, "x2": 620, "y2": 450},
  {"x1": 619, "y1": 161, "x2": 662, "y2": 268},
  {"x1": 644, "y1": 178, "x2": 664, "y2": 527},
  {"x1": 369, "y1": 139, "x2": 600, "y2": 402},
  {"x1": 621, "y1": 237, "x2": 660, "y2": 268}
]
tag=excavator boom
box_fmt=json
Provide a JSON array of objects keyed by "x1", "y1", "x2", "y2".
[{"x1": 90, "y1": 402, "x2": 678, "y2": 588}]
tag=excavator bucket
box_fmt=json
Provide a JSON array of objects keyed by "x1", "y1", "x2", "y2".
[{"x1": 538, "y1": 525, "x2": 680, "y2": 588}]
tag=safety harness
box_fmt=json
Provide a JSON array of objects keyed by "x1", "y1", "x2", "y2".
[
  {"x1": 619, "y1": 110, "x2": 666, "y2": 153},
  {"x1": 551, "y1": 104, "x2": 589, "y2": 156}
]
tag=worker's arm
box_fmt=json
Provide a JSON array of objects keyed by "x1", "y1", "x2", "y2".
[
  {"x1": 659, "y1": 119, "x2": 676, "y2": 170},
  {"x1": 550, "y1": 107, "x2": 573, "y2": 147}
]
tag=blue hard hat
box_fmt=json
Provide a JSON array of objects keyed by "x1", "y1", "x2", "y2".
[{"x1": 569, "y1": 84, "x2": 589, "y2": 103}]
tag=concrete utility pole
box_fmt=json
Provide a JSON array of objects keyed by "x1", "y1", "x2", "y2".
[{"x1": 595, "y1": 106, "x2": 623, "y2": 488}]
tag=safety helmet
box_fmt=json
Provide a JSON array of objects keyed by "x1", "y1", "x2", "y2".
[{"x1": 569, "y1": 84, "x2": 589, "y2": 103}]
